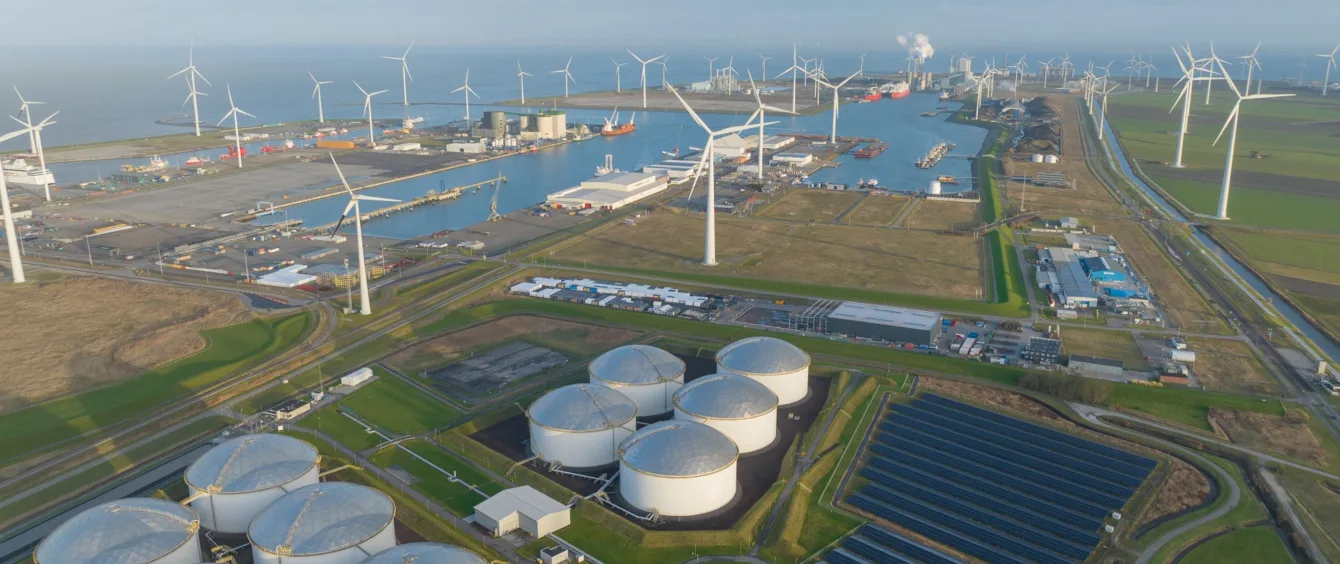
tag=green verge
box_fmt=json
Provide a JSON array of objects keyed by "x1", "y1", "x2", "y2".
[
  {"x1": 1143, "y1": 456, "x2": 1270, "y2": 562},
  {"x1": 303, "y1": 407, "x2": 385, "y2": 451},
  {"x1": 0, "y1": 312, "x2": 311, "y2": 462},
  {"x1": 1179, "y1": 526, "x2": 1292, "y2": 564},
  {"x1": 338, "y1": 367, "x2": 463, "y2": 435},
  {"x1": 368, "y1": 440, "x2": 503, "y2": 516}
]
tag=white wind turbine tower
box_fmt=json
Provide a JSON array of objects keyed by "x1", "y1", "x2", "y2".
[
  {"x1": 972, "y1": 75, "x2": 988, "y2": 119},
  {"x1": 354, "y1": 81, "x2": 388, "y2": 143},
  {"x1": 452, "y1": 69, "x2": 480, "y2": 126},
  {"x1": 746, "y1": 71, "x2": 792, "y2": 178},
  {"x1": 1210, "y1": 57, "x2": 1294, "y2": 220},
  {"x1": 0, "y1": 116, "x2": 51, "y2": 283},
  {"x1": 1236, "y1": 42, "x2": 1263, "y2": 93},
  {"x1": 627, "y1": 50, "x2": 664, "y2": 108},
  {"x1": 1097, "y1": 82, "x2": 1120, "y2": 140},
  {"x1": 381, "y1": 41, "x2": 414, "y2": 106},
  {"x1": 309, "y1": 72, "x2": 333, "y2": 123},
  {"x1": 12, "y1": 87, "x2": 42, "y2": 153},
  {"x1": 1169, "y1": 45, "x2": 1213, "y2": 168},
  {"x1": 704, "y1": 56, "x2": 718, "y2": 80},
  {"x1": 774, "y1": 42, "x2": 805, "y2": 113},
  {"x1": 517, "y1": 61, "x2": 532, "y2": 104},
  {"x1": 1318, "y1": 44, "x2": 1339, "y2": 96},
  {"x1": 328, "y1": 154, "x2": 400, "y2": 315},
  {"x1": 658, "y1": 57, "x2": 671, "y2": 91},
  {"x1": 856, "y1": 53, "x2": 867, "y2": 78},
  {"x1": 217, "y1": 85, "x2": 254, "y2": 169},
  {"x1": 10, "y1": 111, "x2": 58, "y2": 202},
  {"x1": 1203, "y1": 44, "x2": 1227, "y2": 104},
  {"x1": 759, "y1": 54, "x2": 773, "y2": 81},
  {"x1": 807, "y1": 67, "x2": 859, "y2": 143},
  {"x1": 612, "y1": 60, "x2": 627, "y2": 93},
  {"x1": 551, "y1": 56, "x2": 577, "y2": 98},
  {"x1": 670, "y1": 86, "x2": 775, "y2": 266},
  {"x1": 167, "y1": 42, "x2": 210, "y2": 137}
]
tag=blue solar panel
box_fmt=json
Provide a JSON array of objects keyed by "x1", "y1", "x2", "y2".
[
  {"x1": 844, "y1": 536, "x2": 919, "y2": 564},
  {"x1": 827, "y1": 548, "x2": 875, "y2": 564},
  {"x1": 857, "y1": 525, "x2": 964, "y2": 564},
  {"x1": 856, "y1": 489, "x2": 1074, "y2": 564},
  {"x1": 850, "y1": 495, "x2": 1031, "y2": 564}
]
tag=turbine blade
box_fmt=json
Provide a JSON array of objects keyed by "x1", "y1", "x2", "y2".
[
  {"x1": 357, "y1": 194, "x2": 401, "y2": 203},
  {"x1": 1213, "y1": 104, "x2": 1241, "y2": 146},
  {"x1": 342, "y1": 199, "x2": 357, "y2": 217},
  {"x1": 668, "y1": 86, "x2": 710, "y2": 132},
  {"x1": 238, "y1": 109, "x2": 256, "y2": 118},
  {"x1": 687, "y1": 148, "x2": 711, "y2": 201},
  {"x1": 331, "y1": 153, "x2": 354, "y2": 193},
  {"x1": 354, "y1": 81, "x2": 369, "y2": 96}
]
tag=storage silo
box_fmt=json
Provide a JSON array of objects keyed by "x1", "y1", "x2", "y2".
[
  {"x1": 1032, "y1": 153, "x2": 1045, "y2": 163},
  {"x1": 34, "y1": 498, "x2": 201, "y2": 564},
  {"x1": 528, "y1": 384, "x2": 638, "y2": 469},
  {"x1": 362, "y1": 543, "x2": 486, "y2": 564},
  {"x1": 618, "y1": 420, "x2": 738, "y2": 517},
  {"x1": 673, "y1": 373, "x2": 779, "y2": 454},
  {"x1": 184, "y1": 433, "x2": 321, "y2": 533},
  {"x1": 715, "y1": 337, "x2": 811, "y2": 405},
  {"x1": 249, "y1": 483, "x2": 395, "y2": 564},
  {"x1": 928, "y1": 180, "x2": 943, "y2": 195},
  {"x1": 588, "y1": 345, "x2": 686, "y2": 416}
]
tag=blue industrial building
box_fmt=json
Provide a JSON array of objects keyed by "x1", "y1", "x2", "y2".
[{"x1": 1081, "y1": 256, "x2": 1126, "y2": 283}]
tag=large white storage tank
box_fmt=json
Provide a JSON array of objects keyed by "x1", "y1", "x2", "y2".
[
  {"x1": 249, "y1": 483, "x2": 395, "y2": 564},
  {"x1": 715, "y1": 337, "x2": 811, "y2": 405},
  {"x1": 589, "y1": 345, "x2": 686, "y2": 415},
  {"x1": 673, "y1": 373, "x2": 779, "y2": 454},
  {"x1": 34, "y1": 498, "x2": 202, "y2": 564},
  {"x1": 362, "y1": 543, "x2": 486, "y2": 564},
  {"x1": 928, "y1": 180, "x2": 943, "y2": 195},
  {"x1": 528, "y1": 384, "x2": 638, "y2": 469},
  {"x1": 184, "y1": 433, "x2": 321, "y2": 533},
  {"x1": 618, "y1": 420, "x2": 738, "y2": 517}
]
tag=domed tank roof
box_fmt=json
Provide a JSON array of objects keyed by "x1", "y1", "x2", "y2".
[
  {"x1": 528, "y1": 384, "x2": 638, "y2": 432},
  {"x1": 36, "y1": 498, "x2": 199, "y2": 564},
  {"x1": 673, "y1": 373, "x2": 778, "y2": 419},
  {"x1": 619, "y1": 420, "x2": 738, "y2": 477},
  {"x1": 589, "y1": 345, "x2": 685, "y2": 385},
  {"x1": 715, "y1": 337, "x2": 810, "y2": 375},
  {"x1": 363, "y1": 543, "x2": 486, "y2": 564},
  {"x1": 249, "y1": 483, "x2": 393, "y2": 557},
  {"x1": 185, "y1": 433, "x2": 319, "y2": 494}
]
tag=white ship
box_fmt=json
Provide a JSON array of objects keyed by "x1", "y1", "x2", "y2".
[{"x1": 2, "y1": 158, "x2": 54, "y2": 186}]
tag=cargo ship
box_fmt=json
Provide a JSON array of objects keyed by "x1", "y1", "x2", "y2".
[
  {"x1": 882, "y1": 81, "x2": 911, "y2": 99},
  {"x1": 601, "y1": 111, "x2": 635, "y2": 136},
  {"x1": 916, "y1": 142, "x2": 954, "y2": 169},
  {"x1": 220, "y1": 146, "x2": 248, "y2": 160},
  {"x1": 938, "y1": 91, "x2": 951, "y2": 102},
  {"x1": 1, "y1": 158, "x2": 54, "y2": 186},
  {"x1": 861, "y1": 88, "x2": 882, "y2": 102},
  {"x1": 937, "y1": 175, "x2": 960, "y2": 184},
  {"x1": 854, "y1": 142, "x2": 888, "y2": 158}
]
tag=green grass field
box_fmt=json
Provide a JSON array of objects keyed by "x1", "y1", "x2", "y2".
[
  {"x1": 1179, "y1": 526, "x2": 1292, "y2": 564},
  {"x1": 1107, "y1": 385, "x2": 1284, "y2": 431},
  {"x1": 0, "y1": 312, "x2": 310, "y2": 462},
  {"x1": 303, "y1": 407, "x2": 385, "y2": 451},
  {"x1": 338, "y1": 367, "x2": 462, "y2": 435},
  {"x1": 369, "y1": 440, "x2": 503, "y2": 516}
]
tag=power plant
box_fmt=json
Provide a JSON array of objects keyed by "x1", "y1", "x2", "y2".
[
  {"x1": 672, "y1": 373, "x2": 779, "y2": 454},
  {"x1": 184, "y1": 433, "x2": 321, "y2": 533},
  {"x1": 527, "y1": 383, "x2": 639, "y2": 469},
  {"x1": 715, "y1": 337, "x2": 811, "y2": 405},
  {"x1": 248, "y1": 482, "x2": 396, "y2": 563},
  {"x1": 588, "y1": 344, "x2": 686, "y2": 416},
  {"x1": 34, "y1": 498, "x2": 202, "y2": 564},
  {"x1": 617, "y1": 420, "x2": 739, "y2": 518}
]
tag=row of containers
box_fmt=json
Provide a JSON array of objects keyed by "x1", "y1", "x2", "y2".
[
  {"x1": 34, "y1": 434, "x2": 487, "y2": 564},
  {"x1": 527, "y1": 336, "x2": 812, "y2": 518}
]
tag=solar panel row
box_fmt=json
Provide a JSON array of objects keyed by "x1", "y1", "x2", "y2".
[
  {"x1": 845, "y1": 536, "x2": 920, "y2": 564},
  {"x1": 857, "y1": 524, "x2": 963, "y2": 564},
  {"x1": 825, "y1": 549, "x2": 869, "y2": 564},
  {"x1": 850, "y1": 494, "x2": 1031, "y2": 564}
]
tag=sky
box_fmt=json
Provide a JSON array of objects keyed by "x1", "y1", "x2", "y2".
[{"x1": 6, "y1": 0, "x2": 1339, "y2": 51}]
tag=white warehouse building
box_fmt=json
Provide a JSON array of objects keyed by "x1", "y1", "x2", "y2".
[
  {"x1": 743, "y1": 134, "x2": 795, "y2": 151},
  {"x1": 546, "y1": 172, "x2": 670, "y2": 210},
  {"x1": 673, "y1": 373, "x2": 779, "y2": 453},
  {"x1": 618, "y1": 420, "x2": 739, "y2": 517},
  {"x1": 342, "y1": 367, "x2": 374, "y2": 387},
  {"x1": 184, "y1": 433, "x2": 321, "y2": 534},
  {"x1": 249, "y1": 483, "x2": 396, "y2": 564},
  {"x1": 363, "y1": 543, "x2": 486, "y2": 564},
  {"x1": 35, "y1": 499, "x2": 202, "y2": 564},
  {"x1": 716, "y1": 337, "x2": 811, "y2": 405},
  {"x1": 589, "y1": 345, "x2": 686, "y2": 415},
  {"x1": 770, "y1": 152, "x2": 814, "y2": 167},
  {"x1": 473, "y1": 486, "x2": 571, "y2": 539},
  {"x1": 528, "y1": 384, "x2": 638, "y2": 469}
]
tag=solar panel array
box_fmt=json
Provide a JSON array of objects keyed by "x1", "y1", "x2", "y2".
[{"x1": 843, "y1": 394, "x2": 1155, "y2": 564}]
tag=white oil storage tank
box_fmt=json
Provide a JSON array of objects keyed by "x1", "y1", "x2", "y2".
[
  {"x1": 618, "y1": 420, "x2": 738, "y2": 517},
  {"x1": 589, "y1": 345, "x2": 686, "y2": 416},
  {"x1": 184, "y1": 433, "x2": 320, "y2": 533},
  {"x1": 673, "y1": 373, "x2": 779, "y2": 454},
  {"x1": 363, "y1": 543, "x2": 486, "y2": 564},
  {"x1": 35, "y1": 498, "x2": 201, "y2": 564},
  {"x1": 928, "y1": 180, "x2": 943, "y2": 195},
  {"x1": 528, "y1": 384, "x2": 638, "y2": 469},
  {"x1": 1045, "y1": 154, "x2": 1060, "y2": 164},
  {"x1": 249, "y1": 483, "x2": 395, "y2": 564},
  {"x1": 1032, "y1": 153, "x2": 1045, "y2": 163},
  {"x1": 715, "y1": 337, "x2": 811, "y2": 405}
]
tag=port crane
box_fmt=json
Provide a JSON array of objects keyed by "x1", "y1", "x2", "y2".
[{"x1": 487, "y1": 172, "x2": 505, "y2": 222}]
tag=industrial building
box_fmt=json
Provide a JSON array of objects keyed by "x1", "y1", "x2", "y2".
[
  {"x1": 514, "y1": 276, "x2": 711, "y2": 309},
  {"x1": 824, "y1": 302, "x2": 942, "y2": 345},
  {"x1": 342, "y1": 366, "x2": 374, "y2": 387},
  {"x1": 673, "y1": 373, "x2": 779, "y2": 453},
  {"x1": 1069, "y1": 354, "x2": 1125, "y2": 377},
  {"x1": 184, "y1": 433, "x2": 321, "y2": 533},
  {"x1": 249, "y1": 482, "x2": 396, "y2": 564},
  {"x1": 1041, "y1": 247, "x2": 1099, "y2": 308},
  {"x1": 473, "y1": 110, "x2": 509, "y2": 140},
  {"x1": 743, "y1": 134, "x2": 796, "y2": 151},
  {"x1": 618, "y1": 420, "x2": 739, "y2": 517},
  {"x1": 711, "y1": 134, "x2": 750, "y2": 157},
  {"x1": 527, "y1": 384, "x2": 637, "y2": 469},
  {"x1": 473, "y1": 486, "x2": 571, "y2": 538},
  {"x1": 536, "y1": 110, "x2": 568, "y2": 140},
  {"x1": 770, "y1": 152, "x2": 814, "y2": 167},
  {"x1": 267, "y1": 398, "x2": 310, "y2": 420},
  {"x1": 365, "y1": 544, "x2": 486, "y2": 564},
  {"x1": 1081, "y1": 256, "x2": 1126, "y2": 283},
  {"x1": 641, "y1": 159, "x2": 702, "y2": 179},
  {"x1": 716, "y1": 337, "x2": 810, "y2": 405},
  {"x1": 445, "y1": 141, "x2": 487, "y2": 154},
  {"x1": 546, "y1": 172, "x2": 669, "y2": 210},
  {"x1": 1022, "y1": 337, "x2": 1063, "y2": 364},
  {"x1": 255, "y1": 264, "x2": 317, "y2": 288},
  {"x1": 35, "y1": 498, "x2": 202, "y2": 564},
  {"x1": 589, "y1": 345, "x2": 686, "y2": 416}
]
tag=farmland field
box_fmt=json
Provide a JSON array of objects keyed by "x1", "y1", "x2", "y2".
[
  {"x1": 843, "y1": 195, "x2": 912, "y2": 226},
  {"x1": 757, "y1": 189, "x2": 863, "y2": 223},
  {"x1": 904, "y1": 200, "x2": 982, "y2": 230},
  {"x1": 1179, "y1": 526, "x2": 1292, "y2": 564},
  {"x1": 1185, "y1": 338, "x2": 1279, "y2": 396}
]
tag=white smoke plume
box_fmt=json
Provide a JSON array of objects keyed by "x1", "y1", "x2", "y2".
[
  {"x1": 997, "y1": 80, "x2": 1017, "y2": 93},
  {"x1": 896, "y1": 33, "x2": 935, "y2": 60}
]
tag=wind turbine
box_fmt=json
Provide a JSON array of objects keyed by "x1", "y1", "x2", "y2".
[
  {"x1": 972, "y1": 74, "x2": 988, "y2": 119},
  {"x1": 1318, "y1": 44, "x2": 1339, "y2": 96},
  {"x1": 452, "y1": 69, "x2": 479, "y2": 126},
  {"x1": 759, "y1": 54, "x2": 773, "y2": 81},
  {"x1": 328, "y1": 154, "x2": 400, "y2": 315},
  {"x1": 627, "y1": 50, "x2": 664, "y2": 108},
  {"x1": 354, "y1": 81, "x2": 388, "y2": 143},
  {"x1": 612, "y1": 59, "x2": 627, "y2": 93},
  {"x1": 309, "y1": 72, "x2": 333, "y2": 123},
  {"x1": 746, "y1": 71, "x2": 792, "y2": 179},
  {"x1": 856, "y1": 53, "x2": 867, "y2": 78},
  {"x1": 807, "y1": 67, "x2": 859, "y2": 143},
  {"x1": 9, "y1": 111, "x2": 57, "y2": 202},
  {"x1": 381, "y1": 41, "x2": 414, "y2": 106},
  {"x1": 1124, "y1": 53, "x2": 1140, "y2": 90},
  {"x1": 1097, "y1": 82, "x2": 1119, "y2": 140},
  {"x1": 12, "y1": 87, "x2": 42, "y2": 153},
  {"x1": 774, "y1": 42, "x2": 805, "y2": 113},
  {"x1": 704, "y1": 56, "x2": 718, "y2": 80},
  {"x1": 551, "y1": 56, "x2": 576, "y2": 98},
  {"x1": 670, "y1": 86, "x2": 775, "y2": 266},
  {"x1": 723, "y1": 55, "x2": 739, "y2": 78},
  {"x1": 1204, "y1": 44, "x2": 1228, "y2": 104},
  {"x1": 1169, "y1": 45, "x2": 1212, "y2": 168},
  {"x1": 217, "y1": 85, "x2": 254, "y2": 169},
  {"x1": 1236, "y1": 42, "x2": 1263, "y2": 93},
  {"x1": 517, "y1": 61, "x2": 532, "y2": 104},
  {"x1": 1041, "y1": 57, "x2": 1057, "y2": 89},
  {"x1": 1210, "y1": 57, "x2": 1294, "y2": 220},
  {"x1": 167, "y1": 42, "x2": 210, "y2": 137},
  {"x1": 658, "y1": 57, "x2": 670, "y2": 91},
  {"x1": 0, "y1": 115, "x2": 53, "y2": 283}
]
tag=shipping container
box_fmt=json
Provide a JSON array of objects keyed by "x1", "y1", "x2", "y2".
[{"x1": 316, "y1": 140, "x2": 356, "y2": 149}]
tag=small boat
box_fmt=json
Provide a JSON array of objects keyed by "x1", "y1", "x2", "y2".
[{"x1": 937, "y1": 175, "x2": 960, "y2": 185}]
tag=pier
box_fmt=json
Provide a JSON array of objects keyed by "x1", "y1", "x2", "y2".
[{"x1": 310, "y1": 176, "x2": 507, "y2": 231}]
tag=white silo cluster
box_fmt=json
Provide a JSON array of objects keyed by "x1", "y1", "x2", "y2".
[
  {"x1": 527, "y1": 383, "x2": 638, "y2": 469},
  {"x1": 673, "y1": 373, "x2": 779, "y2": 454},
  {"x1": 715, "y1": 336, "x2": 811, "y2": 405},
  {"x1": 588, "y1": 344, "x2": 686, "y2": 415},
  {"x1": 362, "y1": 543, "x2": 487, "y2": 564},
  {"x1": 35, "y1": 498, "x2": 203, "y2": 564},
  {"x1": 184, "y1": 434, "x2": 321, "y2": 533},
  {"x1": 618, "y1": 420, "x2": 739, "y2": 517},
  {"x1": 249, "y1": 482, "x2": 396, "y2": 564}
]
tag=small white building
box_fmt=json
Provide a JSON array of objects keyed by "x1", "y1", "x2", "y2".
[
  {"x1": 445, "y1": 141, "x2": 486, "y2": 154},
  {"x1": 771, "y1": 152, "x2": 814, "y2": 166},
  {"x1": 255, "y1": 264, "x2": 317, "y2": 288},
  {"x1": 743, "y1": 134, "x2": 795, "y2": 151},
  {"x1": 392, "y1": 142, "x2": 422, "y2": 152},
  {"x1": 473, "y1": 486, "x2": 571, "y2": 538},
  {"x1": 342, "y1": 367, "x2": 373, "y2": 387},
  {"x1": 547, "y1": 172, "x2": 669, "y2": 210}
]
